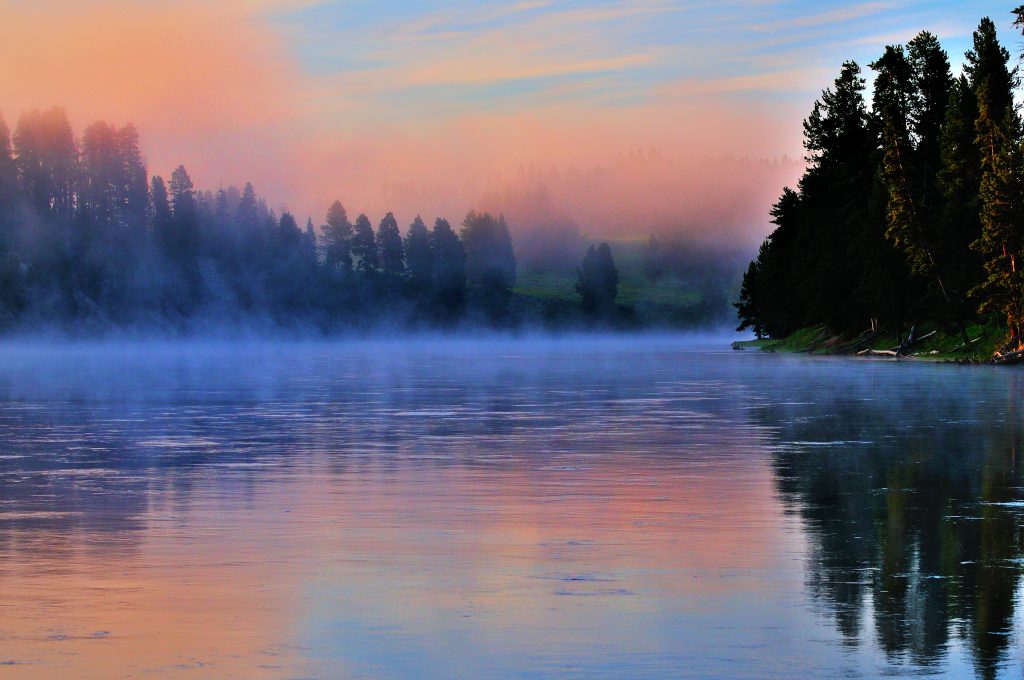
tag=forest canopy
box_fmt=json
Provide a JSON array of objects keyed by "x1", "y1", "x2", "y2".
[
  {"x1": 735, "y1": 7, "x2": 1024, "y2": 354},
  {"x1": 0, "y1": 106, "x2": 544, "y2": 333}
]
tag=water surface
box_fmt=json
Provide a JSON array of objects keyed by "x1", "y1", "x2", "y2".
[{"x1": 0, "y1": 337, "x2": 1022, "y2": 679}]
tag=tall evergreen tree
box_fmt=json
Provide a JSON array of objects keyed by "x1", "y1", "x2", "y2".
[
  {"x1": 168, "y1": 165, "x2": 199, "y2": 263},
  {"x1": 80, "y1": 121, "x2": 121, "y2": 231},
  {"x1": 938, "y1": 75, "x2": 983, "y2": 303},
  {"x1": 799, "y1": 61, "x2": 885, "y2": 333},
  {"x1": 431, "y1": 218, "x2": 467, "y2": 317},
  {"x1": 376, "y1": 212, "x2": 405, "y2": 279},
  {"x1": 303, "y1": 217, "x2": 317, "y2": 267},
  {"x1": 150, "y1": 175, "x2": 171, "y2": 248},
  {"x1": 461, "y1": 211, "x2": 516, "y2": 291},
  {"x1": 13, "y1": 107, "x2": 77, "y2": 217},
  {"x1": 321, "y1": 200, "x2": 351, "y2": 273},
  {"x1": 736, "y1": 187, "x2": 803, "y2": 337},
  {"x1": 0, "y1": 114, "x2": 23, "y2": 317},
  {"x1": 351, "y1": 213, "x2": 379, "y2": 274},
  {"x1": 404, "y1": 215, "x2": 432, "y2": 288},
  {"x1": 907, "y1": 32, "x2": 952, "y2": 201},
  {"x1": 461, "y1": 211, "x2": 516, "y2": 322},
  {"x1": 236, "y1": 182, "x2": 259, "y2": 232},
  {"x1": 116, "y1": 124, "x2": 148, "y2": 236},
  {"x1": 277, "y1": 212, "x2": 302, "y2": 251},
  {"x1": 967, "y1": 18, "x2": 1024, "y2": 343},
  {"x1": 576, "y1": 242, "x2": 619, "y2": 316},
  {"x1": 0, "y1": 115, "x2": 14, "y2": 210}
]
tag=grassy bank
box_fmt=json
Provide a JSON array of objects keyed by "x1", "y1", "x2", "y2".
[
  {"x1": 513, "y1": 240, "x2": 736, "y2": 328},
  {"x1": 732, "y1": 321, "x2": 1008, "y2": 362}
]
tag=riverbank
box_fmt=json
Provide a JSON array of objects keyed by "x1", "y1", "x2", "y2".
[{"x1": 732, "y1": 322, "x2": 1010, "y2": 363}]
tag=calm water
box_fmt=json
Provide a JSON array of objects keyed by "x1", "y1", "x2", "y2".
[{"x1": 1, "y1": 337, "x2": 1023, "y2": 679}]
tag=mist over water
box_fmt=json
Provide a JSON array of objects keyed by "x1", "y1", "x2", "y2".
[{"x1": 0, "y1": 337, "x2": 1021, "y2": 679}]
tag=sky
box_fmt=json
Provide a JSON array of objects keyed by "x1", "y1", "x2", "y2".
[{"x1": 1, "y1": 0, "x2": 1020, "y2": 245}]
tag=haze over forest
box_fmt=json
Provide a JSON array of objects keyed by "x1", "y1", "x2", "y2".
[{"x1": 2, "y1": 1, "x2": 1006, "y2": 250}]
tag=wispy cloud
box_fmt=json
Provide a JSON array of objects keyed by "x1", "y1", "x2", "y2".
[{"x1": 4, "y1": 0, "x2": 1017, "y2": 239}]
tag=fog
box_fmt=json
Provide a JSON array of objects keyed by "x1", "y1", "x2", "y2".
[{"x1": 0, "y1": 0, "x2": 806, "y2": 256}]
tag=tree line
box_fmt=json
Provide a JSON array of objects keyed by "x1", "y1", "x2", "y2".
[
  {"x1": 736, "y1": 8, "x2": 1024, "y2": 352},
  {"x1": 0, "y1": 107, "x2": 538, "y2": 331}
]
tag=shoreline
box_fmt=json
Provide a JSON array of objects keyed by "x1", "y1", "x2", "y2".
[{"x1": 731, "y1": 323, "x2": 1014, "y2": 364}]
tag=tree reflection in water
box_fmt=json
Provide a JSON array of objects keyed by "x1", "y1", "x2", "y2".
[{"x1": 760, "y1": 369, "x2": 1024, "y2": 680}]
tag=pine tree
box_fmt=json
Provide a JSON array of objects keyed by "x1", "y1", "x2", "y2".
[
  {"x1": 116, "y1": 124, "x2": 148, "y2": 236},
  {"x1": 168, "y1": 165, "x2": 199, "y2": 262},
  {"x1": 321, "y1": 200, "x2": 351, "y2": 273},
  {"x1": 575, "y1": 242, "x2": 619, "y2": 316},
  {"x1": 798, "y1": 61, "x2": 884, "y2": 333},
  {"x1": 303, "y1": 217, "x2": 317, "y2": 267},
  {"x1": 351, "y1": 213, "x2": 379, "y2": 274},
  {"x1": 13, "y1": 107, "x2": 77, "y2": 217},
  {"x1": 0, "y1": 114, "x2": 23, "y2": 317},
  {"x1": 277, "y1": 212, "x2": 302, "y2": 251},
  {"x1": 405, "y1": 215, "x2": 432, "y2": 288},
  {"x1": 938, "y1": 75, "x2": 983, "y2": 302},
  {"x1": 236, "y1": 182, "x2": 259, "y2": 233},
  {"x1": 0, "y1": 115, "x2": 14, "y2": 210},
  {"x1": 735, "y1": 245, "x2": 766, "y2": 337},
  {"x1": 376, "y1": 212, "x2": 405, "y2": 278},
  {"x1": 461, "y1": 211, "x2": 516, "y2": 291},
  {"x1": 80, "y1": 121, "x2": 121, "y2": 231},
  {"x1": 431, "y1": 218, "x2": 467, "y2": 317},
  {"x1": 967, "y1": 18, "x2": 1024, "y2": 344},
  {"x1": 907, "y1": 32, "x2": 952, "y2": 202},
  {"x1": 150, "y1": 175, "x2": 171, "y2": 249}
]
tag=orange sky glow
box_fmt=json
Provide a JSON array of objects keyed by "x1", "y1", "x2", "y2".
[{"x1": 0, "y1": 0, "x2": 1000, "y2": 245}]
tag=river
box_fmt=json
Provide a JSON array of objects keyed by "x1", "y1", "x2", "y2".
[{"x1": 0, "y1": 337, "x2": 1021, "y2": 679}]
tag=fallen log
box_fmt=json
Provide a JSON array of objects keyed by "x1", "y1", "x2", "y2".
[
  {"x1": 951, "y1": 337, "x2": 981, "y2": 352},
  {"x1": 992, "y1": 348, "x2": 1024, "y2": 365},
  {"x1": 889, "y1": 329, "x2": 937, "y2": 354}
]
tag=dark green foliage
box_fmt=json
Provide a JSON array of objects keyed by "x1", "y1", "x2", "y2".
[
  {"x1": 321, "y1": 200, "x2": 351, "y2": 273},
  {"x1": 404, "y1": 215, "x2": 432, "y2": 288},
  {"x1": 938, "y1": 76, "x2": 983, "y2": 304},
  {"x1": 0, "y1": 115, "x2": 15, "y2": 209},
  {"x1": 351, "y1": 213, "x2": 379, "y2": 275},
  {"x1": 461, "y1": 211, "x2": 516, "y2": 291},
  {"x1": 968, "y1": 18, "x2": 1024, "y2": 340},
  {"x1": 431, "y1": 218, "x2": 467, "y2": 318},
  {"x1": 737, "y1": 13, "x2": 1024, "y2": 350},
  {"x1": 797, "y1": 61, "x2": 893, "y2": 334},
  {"x1": 575, "y1": 242, "x2": 618, "y2": 316},
  {"x1": 0, "y1": 106, "x2": 544, "y2": 332},
  {"x1": 376, "y1": 212, "x2": 405, "y2": 279},
  {"x1": 150, "y1": 175, "x2": 171, "y2": 251},
  {"x1": 735, "y1": 188, "x2": 803, "y2": 337},
  {"x1": 168, "y1": 165, "x2": 199, "y2": 264},
  {"x1": 13, "y1": 107, "x2": 77, "y2": 217},
  {"x1": 461, "y1": 211, "x2": 516, "y2": 321}
]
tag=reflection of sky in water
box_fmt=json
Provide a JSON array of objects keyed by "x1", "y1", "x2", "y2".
[{"x1": 0, "y1": 338, "x2": 1022, "y2": 678}]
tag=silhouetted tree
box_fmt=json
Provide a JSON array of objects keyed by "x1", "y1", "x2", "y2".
[
  {"x1": 405, "y1": 215, "x2": 432, "y2": 289},
  {"x1": 351, "y1": 213, "x2": 378, "y2": 274},
  {"x1": 13, "y1": 107, "x2": 77, "y2": 217},
  {"x1": 168, "y1": 165, "x2": 199, "y2": 264},
  {"x1": 150, "y1": 175, "x2": 171, "y2": 249},
  {"x1": 321, "y1": 200, "x2": 351, "y2": 273},
  {"x1": 461, "y1": 211, "x2": 515, "y2": 290},
  {"x1": 967, "y1": 18, "x2": 1024, "y2": 343},
  {"x1": 576, "y1": 242, "x2": 619, "y2": 316},
  {"x1": 376, "y1": 211, "x2": 405, "y2": 279},
  {"x1": 431, "y1": 217, "x2": 467, "y2": 318},
  {"x1": 461, "y1": 211, "x2": 517, "y2": 321}
]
